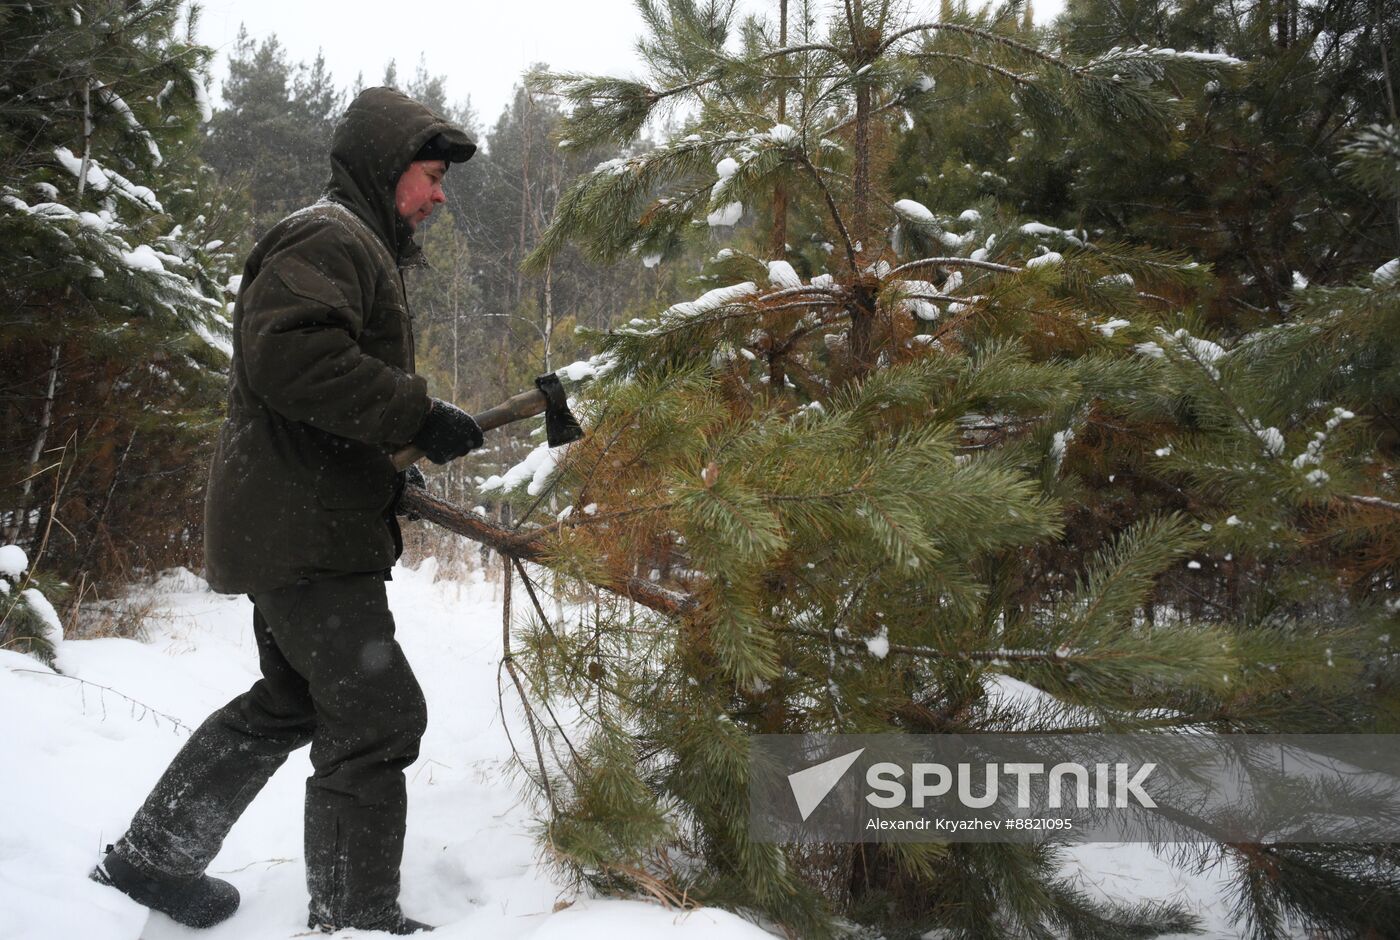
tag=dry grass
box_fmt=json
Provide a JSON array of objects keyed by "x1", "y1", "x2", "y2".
[
  {"x1": 400, "y1": 518, "x2": 493, "y2": 584},
  {"x1": 66, "y1": 587, "x2": 169, "y2": 641}
]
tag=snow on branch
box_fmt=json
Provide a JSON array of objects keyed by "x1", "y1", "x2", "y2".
[
  {"x1": 53, "y1": 147, "x2": 163, "y2": 213},
  {"x1": 1087, "y1": 45, "x2": 1243, "y2": 70},
  {"x1": 92, "y1": 79, "x2": 162, "y2": 166},
  {"x1": 889, "y1": 256, "x2": 1021, "y2": 277}
]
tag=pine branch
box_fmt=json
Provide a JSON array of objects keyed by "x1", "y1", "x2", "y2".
[
  {"x1": 757, "y1": 42, "x2": 843, "y2": 61},
  {"x1": 889, "y1": 255, "x2": 1022, "y2": 277},
  {"x1": 1069, "y1": 514, "x2": 1202, "y2": 633},
  {"x1": 879, "y1": 21, "x2": 1078, "y2": 71},
  {"x1": 399, "y1": 487, "x2": 696, "y2": 616},
  {"x1": 909, "y1": 50, "x2": 1034, "y2": 87},
  {"x1": 777, "y1": 624, "x2": 1104, "y2": 663},
  {"x1": 792, "y1": 148, "x2": 858, "y2": 272},
  {"x1": 1339, "y1": 494, "x2": 1400, "y2": 516},
  {"x1": 824, "y1": 91, "x2": 917, "y2": 134}
]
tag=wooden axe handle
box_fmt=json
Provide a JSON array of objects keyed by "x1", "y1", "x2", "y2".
[{"x1": 391, "y1": 387, "x2": 549, "y2": 472}]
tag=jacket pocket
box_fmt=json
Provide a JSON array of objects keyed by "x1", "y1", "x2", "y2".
[{"x1": 273, "y1": 255, "x2": 354, "y2": 312}]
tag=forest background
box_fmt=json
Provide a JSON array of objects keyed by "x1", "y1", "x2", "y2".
[
  {"x1": 3, "y1": 0, "x2": 1399, "y2": 937},
  {"x1": 6, "y1": 0, "x2": 1393, "y2": 621}
]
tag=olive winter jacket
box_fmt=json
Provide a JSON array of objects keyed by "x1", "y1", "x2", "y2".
[{"x1": 203, "y1": 87, "x2": 474, "y2": 594}]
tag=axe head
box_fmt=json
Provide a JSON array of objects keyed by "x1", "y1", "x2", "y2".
[{"x1": 534, "y1": 373, "x2": 584, "y2": 448}]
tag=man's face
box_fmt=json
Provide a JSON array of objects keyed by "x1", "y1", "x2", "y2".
[{"x1": 395, "y1": 159, "x2": 448, "y2": 229}]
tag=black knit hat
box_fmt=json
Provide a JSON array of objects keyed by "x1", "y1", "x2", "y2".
[{"x1": 414, "y1": 131, "x2": 475, "y2": 164}]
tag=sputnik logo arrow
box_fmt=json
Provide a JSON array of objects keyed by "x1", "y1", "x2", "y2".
[{"x1": 788, "y1": 748, "x2": 865, "y2": 821}]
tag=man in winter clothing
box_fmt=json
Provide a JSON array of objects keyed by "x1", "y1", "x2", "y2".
[{"x1": 90, "y1": 87, "x2": 481, "y2": 935}]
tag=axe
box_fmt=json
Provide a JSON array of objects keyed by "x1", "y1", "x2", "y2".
[{"x1": 391, "y1": 372, "x2": 583, "y2": 472}]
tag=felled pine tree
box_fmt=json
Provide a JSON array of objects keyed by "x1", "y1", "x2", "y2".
[
  {"x1": 470, "y1": 1, "x2": 1392, "y2": 936},
  {"x1": 0, "y1": 1, "x2": 240, "y2": 586}
]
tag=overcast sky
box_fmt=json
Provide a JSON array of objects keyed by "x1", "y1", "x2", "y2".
[{"x1": 194, "y1": 0, "x2": 1068, "y2": 133}]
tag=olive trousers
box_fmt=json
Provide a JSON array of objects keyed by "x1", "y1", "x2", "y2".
[{"x1": 114, "y1": 572, "x2": 427, "y2": 926}]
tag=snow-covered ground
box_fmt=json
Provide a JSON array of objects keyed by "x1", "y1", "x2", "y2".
[
  {"x1": 0, "y1": 562, "x2": 1242, "y2": 939},
  {"x1": 0, "y1": 563, "x2": 770, "y2": 939}
]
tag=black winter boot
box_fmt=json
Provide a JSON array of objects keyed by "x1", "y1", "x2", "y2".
[
  {"x1": 89, "y1": 844, "x2": 239, "y2": 928},
  {"x1": 308, "y1": 908, "x2": 434, "y2": 934}
]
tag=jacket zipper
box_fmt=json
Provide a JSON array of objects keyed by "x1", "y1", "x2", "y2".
[{"x1": 398, "y1": 271, "x2": 416, "y2": 371}]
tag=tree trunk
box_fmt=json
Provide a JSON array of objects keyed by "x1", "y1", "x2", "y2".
[
  {"x1": 515, "y1": 92, "x2": 533, "y2": 315},
  {"x1": 543, "y1": 261, "x2": 553, "y2": 373},
  {"x1": 769, "y1": 0, "x2": 789, "y2": 260},
  {"x1": 847, "y1": 287, "x2": 877, "y2": 377},
  {"x1": 75, "y1": 428, "x2": 136, "y2": 579},
  {"x1": 850, "y1": 0, "x2": 872, "y2": 255},
  {"x1": 77, "y1": 82, "x2": 92, "y2": 198},
  {"x1": 844, "y1": 0, "x2": 879, "y2": 377},
  {"x1": 7, "y1": 343, "x2": 61, "y2": 545},
  {"x1": 1380, "y1": 3, "x2": 1400, "y2": 250}
]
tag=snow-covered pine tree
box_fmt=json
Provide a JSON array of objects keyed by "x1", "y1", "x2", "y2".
[
  {"x1": 0, "y1": 543, "x2": 66, "y2": 669},
  {"x1": 990, "y1": 3, "x2": 1400, "y2": 933},
  {"x1": 425, "y1": 1, "x2": 1397, "y2": 936},
  {"x1": 0, "y1": 1, "x2": 240, "y2": 592},
  {"x1": 1117, "y1": 119, "x2": 1400, "y2": 938}
]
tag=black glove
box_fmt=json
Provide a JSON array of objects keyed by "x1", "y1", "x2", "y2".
[
  {"x1": 394, "y1": 464, "x2": 426, "y2": 520},
  {"x1": 412, "y1": 399, "x2": 483, "y2": 464}
]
